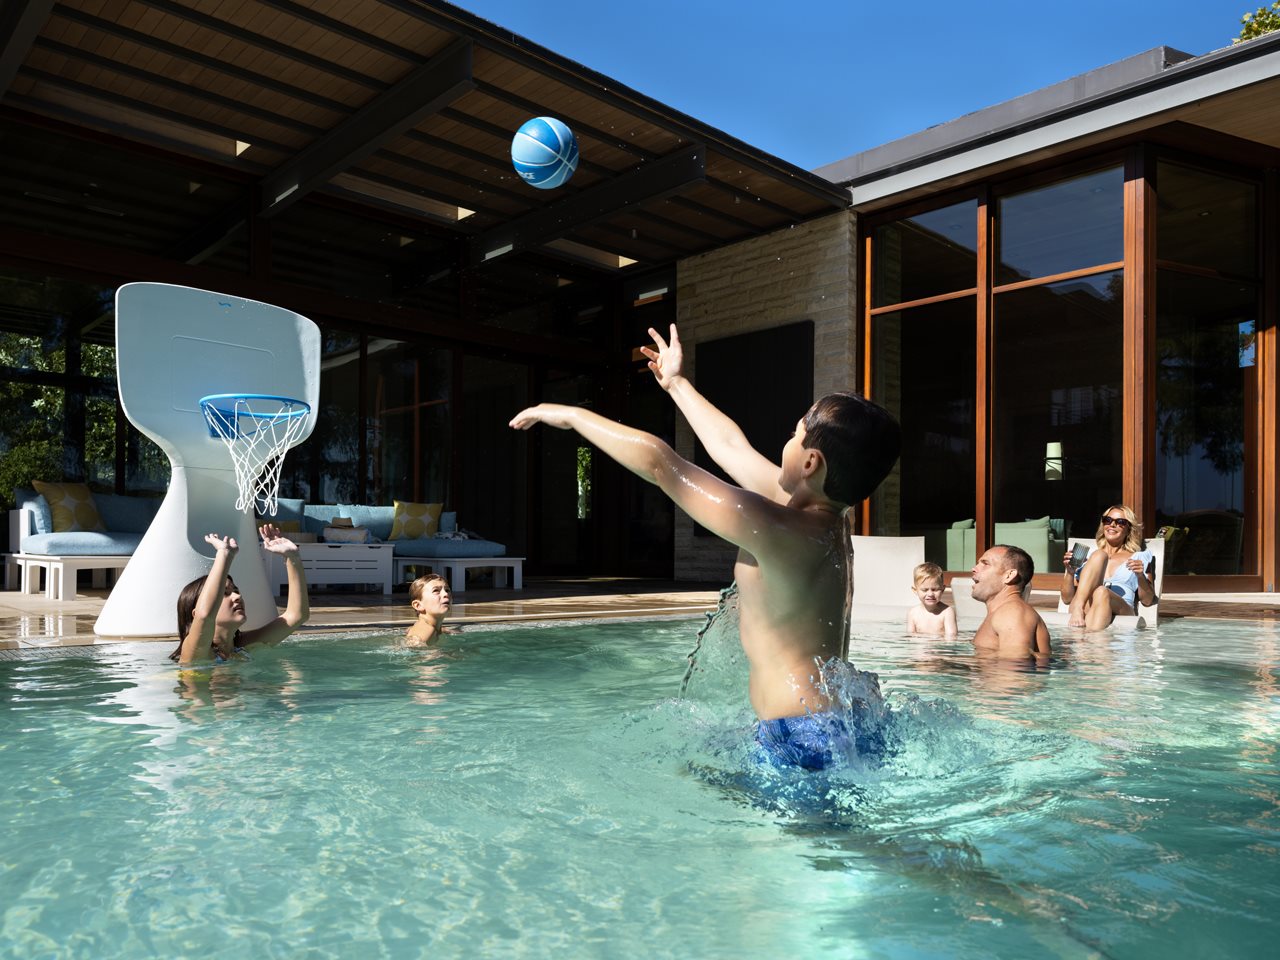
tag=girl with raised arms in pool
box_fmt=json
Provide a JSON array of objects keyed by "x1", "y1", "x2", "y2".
[
  {"x1": 170, "y1": 524, "x2": 310, "y2": 665},
  {"x1": 509, "y1": 324, "x2": 900, "y2": 771}
]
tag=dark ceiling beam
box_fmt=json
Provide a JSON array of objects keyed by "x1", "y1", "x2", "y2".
[
  {"x1": 32, "y1": 37, "x2": 328, "y2": 138},
  {"x1": 470, "y1": 144, "x2": 706, "y2": 266},
  {"x1": 258, "y1": 0, "x2": 420, "y2": 64},
  {"x1": 260, "y1": 38, "x2": 474, "y2": 218},
  {"x1": 50, "y1": 5, "x2": 352, "y2": 116},
  {"x1": 0, "y1": 224, "x2": 610, "y2": 365},
  {"x1": 19, "y1": 66, "x2": 297, "y2": 154},
  {"x1": 134, "y1": 0, "x2": 382, "y2": 91},
  {"x1": 0, "y1": 0, "x2": 54, "y2": 99}
]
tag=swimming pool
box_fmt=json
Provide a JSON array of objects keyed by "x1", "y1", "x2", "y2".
[{"x1": 0, "y1": 612, "x2": 1276, "y2": 958}]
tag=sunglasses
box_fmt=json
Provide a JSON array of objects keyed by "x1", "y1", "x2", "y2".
[{"x1": 1100, "y1": 516, "x2": 1131, "y2": 527}]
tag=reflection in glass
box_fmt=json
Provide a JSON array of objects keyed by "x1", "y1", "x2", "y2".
[
  {"x1": 1157, "y1": 162, "x2": 1257, "y2": 278},
  {"x1": 997, "y1": 167, "x2": 1123, "y2": 284},
  {"x1": 537, "y1": 372, "x2": 597, "y2": 570},
  {"x1": 0, "y1": 271, "x2": 123, "y2": 503},
  {"x1": 992, "y1": 271, "x2": 1123, "y2": 573},
  {"x1": 366, "y1": 338, "x2": 451, "y2": 506},
  {"x1": 871, "y1": 298, "x2": 975, "y2": 569},
  {"x1": 461, "y1": 355, "x2": 528, "y2": 558},
  {"x1": 873, "y1": 199, "x2": 977, "y2": 307},
  {"x1": 1155, "y1": 272, "x2": 1256, "y2": 575},
  {"x1": 281, "y1": 330, "x2": 361, "y2": 504}
]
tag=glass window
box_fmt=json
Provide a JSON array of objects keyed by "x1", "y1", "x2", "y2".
[
  {"x1": 872, "y1": 199, "x2": 977, "y2": 307},
  {"x1": 1157, "y1": 162, "x2": 1258, "y2": 278},
  {"x1": 462, "y1": 356, "x2": 529, "y2": 558},
  {"x1": 281, "y1": 330, "x2": 362, "y2": 504},
  {"x1": 991, "y1": 271, "x2": 1124, "y2": 572},
  {"x1": 871, "y1": 297, "x2": 976, "y2": 569},
  {"x1": 473, "y1": 259, "x2": 612, "y2": 343},
  {"x1": 536, "y1": 371, "x2": 598, "y2": 570},
  {"x1": 272, "y1": 201, "x2": 459, "y2": 312},
  {"x1": 0, "y1": 271, "x2": 127, "y2": 504},
  {"x1": 365, "y1": 338, "x2": 451, "y2": 506},
  {"x1": 996, "y1": 167, "x2": 1123, "y2": 284},
  {"x1": 1155, "y1": 272, "x2": 1257, "y2": 575}
]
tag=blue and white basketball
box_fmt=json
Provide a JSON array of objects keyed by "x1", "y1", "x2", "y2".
[{"x1": 511, "y1": 116, "x2": 579, "y2": 190}]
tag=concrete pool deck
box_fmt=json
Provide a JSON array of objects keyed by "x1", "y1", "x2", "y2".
[{"x1": 1, "y1": 578, "x2": 1279, "y2": 650}]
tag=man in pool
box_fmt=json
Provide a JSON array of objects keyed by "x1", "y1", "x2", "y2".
[
  {"x1": 970, "y1": 545, "x2": 1051, "y2": 662},
  {"x1": 509, "y1": 324, "x2": 900, "y2": 770}
]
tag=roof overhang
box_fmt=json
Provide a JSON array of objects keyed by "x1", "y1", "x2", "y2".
[
  {"x1": 818, "y1": 35, "x2": 1280, "y2": 210},
  {"x1": 0, "y1": 0, "x2": 848, "y2": 276}
]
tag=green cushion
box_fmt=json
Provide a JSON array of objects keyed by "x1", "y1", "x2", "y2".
[
  {"x1": 999, "y1": 516, "x2": 1050, "y2": 530},
  {"x1": 950, "y1": 518, "x2": 975, "y2": 529}
]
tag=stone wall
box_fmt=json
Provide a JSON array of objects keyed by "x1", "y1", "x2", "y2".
[{"x1": 671, "y1": 209, "x2": 858, "y2": 581}]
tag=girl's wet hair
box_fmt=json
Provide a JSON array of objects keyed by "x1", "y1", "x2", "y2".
[
  {"x1": 803, "y1": 392, "x2": 901, "y2": 507},
  {"x1": 171, "y1": 574, "x2": 238, "y2": 661}
]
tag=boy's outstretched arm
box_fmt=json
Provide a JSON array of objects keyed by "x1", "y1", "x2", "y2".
[
  {"x1": 640, "y1": 324, "x2": 785, "y2": 502},
  {"x1": 511, "y1": 403, "x2": 785, "y2": 555}
]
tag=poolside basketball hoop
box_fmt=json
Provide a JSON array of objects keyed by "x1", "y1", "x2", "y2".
[{"x1": 200, "y1": 393, "x2": 311, "y2": 515}]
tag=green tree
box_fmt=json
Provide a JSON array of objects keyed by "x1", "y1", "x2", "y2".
[{"x1": 1236, "y1": 2, "x2": 1280, "y2": 42}]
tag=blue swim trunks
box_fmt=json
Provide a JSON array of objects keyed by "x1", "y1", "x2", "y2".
[{"x1": 755, "y1": 709, "x2": 885, "y2": 771}]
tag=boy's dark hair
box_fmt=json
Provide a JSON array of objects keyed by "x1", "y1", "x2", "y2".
[
  {"x1": 802, "y1": 392, "x2": 901, "y2": 506},
  {"x1": 994, "y1": 544, "x2": 1034, "y2": 586}
]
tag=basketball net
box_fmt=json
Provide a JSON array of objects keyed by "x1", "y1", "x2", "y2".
[{"x1": 200, "y1": 395, "x2": 311, "y2": 515}]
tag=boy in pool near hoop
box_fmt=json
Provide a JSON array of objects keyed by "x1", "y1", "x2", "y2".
[
  {"x1": 510, "y1": 324, "x2": 900, "y2": 771},
  {"x1": 171, "y1": 523, "x2": 310, "y2": 665},
  {"x1": 405, "y1": 573, "x2": 453, "y2": 647}
]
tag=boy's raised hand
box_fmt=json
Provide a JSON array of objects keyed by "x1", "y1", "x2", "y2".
[
  {"x1": 639, "y1": 324, "x2": 683, "y2": 391},
  {"x1": 509, "y1": 403, "x2": 575, "y2": 431},
  {"x1": 259, "y1": 523, "x2": 299, "y2": 557},
  {"x1": 204, "y1": 533, "x2": 238, "y2": 556}
]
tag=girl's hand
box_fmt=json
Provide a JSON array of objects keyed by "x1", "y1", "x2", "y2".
[
  {"x1": 205, "y1": 533, "x2": 238, "y2": 556},
  {"x1": 1125, "y1": 557, "x2": 1145, "y2": 574},
  {"x1": 638, "y1": 324, "x2": 684, "y2": 391},
  {"x1": 259, "y1": 523, "x2": 299, "y2": 557}
]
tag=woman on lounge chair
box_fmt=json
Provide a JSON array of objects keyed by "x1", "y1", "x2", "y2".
[{"x1": 1060, "y1": 504, "x2": 1156, "y2": 630}]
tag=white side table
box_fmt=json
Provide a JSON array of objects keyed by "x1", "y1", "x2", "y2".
[{"x1": 264, "y1": 543, "x2": 395, "y2": 594}]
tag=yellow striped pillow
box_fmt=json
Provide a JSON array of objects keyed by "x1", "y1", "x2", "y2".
[
  {"x1": 389, "y1": 500, "x2": 443, "y2": 540},
  {"x1": 32, "y1": 480, "x2": 107, "y2": 533}
]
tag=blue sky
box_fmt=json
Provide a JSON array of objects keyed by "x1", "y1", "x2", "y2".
[{"x1": 459, "y1": 0, "x2": 1252, "y2": 171}]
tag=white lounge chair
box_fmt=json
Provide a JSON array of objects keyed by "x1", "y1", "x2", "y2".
[
  {"x1": 848, "y1": 534, "x2": 926, "y2": 622},
  {"x1": 1041, "y1": 536, "x2": 1165, "y2": 629}
]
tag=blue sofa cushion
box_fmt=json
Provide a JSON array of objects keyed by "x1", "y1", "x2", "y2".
[
  {"x1": 267, "y1": 497, "x2": 305, "y2": 526},
  {"x1": 392, "y1": 537, "x2": 505, "y2": 559},
  {"x1": 439, "y1": 511, "x2": 457, "y2": 534},
  {"x1": 303, "y1": 504, "x2": 343, "y2": 535},
  {"x1": 339, "y1": 503, "x2": 395, "y2": 541},
  {"x1": 15, "y1": 488, "x2": 53, "y2": 535},
  {"x1": 22, "y1": 531, "x2": 145, "y2": 556},
  {"x1": 96, "y1": 493, "x2": 162, "y2": 533}
]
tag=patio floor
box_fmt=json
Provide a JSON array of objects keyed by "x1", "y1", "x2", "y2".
[{"x1": 2, "y1": 577, "x2": 1278, "y2": 650}]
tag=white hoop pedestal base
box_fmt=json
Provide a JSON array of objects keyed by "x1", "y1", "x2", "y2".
[{"x1": 94, "y1": 466, "x2": 277, "y2": 638}]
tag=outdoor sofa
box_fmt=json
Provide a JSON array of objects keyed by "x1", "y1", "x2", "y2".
[{"x1": 8, "y1": 487, "x2": 511, "y2": 598}]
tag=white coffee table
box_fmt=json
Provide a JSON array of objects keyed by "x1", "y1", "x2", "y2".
[{"x1": 264, "y1": 542, "x2": 395, "y2": 594}]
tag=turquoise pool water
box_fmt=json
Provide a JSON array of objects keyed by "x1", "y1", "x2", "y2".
[{"x1": 0, "y1": 613, "x2": 1276, "y2": 958}]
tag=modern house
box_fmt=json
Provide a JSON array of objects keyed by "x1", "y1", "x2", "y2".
[{"x1": 1, "y1": 1, "x2": 1277, "y2": 593}]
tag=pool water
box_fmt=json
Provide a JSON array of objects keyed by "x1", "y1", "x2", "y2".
[{"x1": 0, "y1": 612, "x2": 1276, "y2": 958}]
